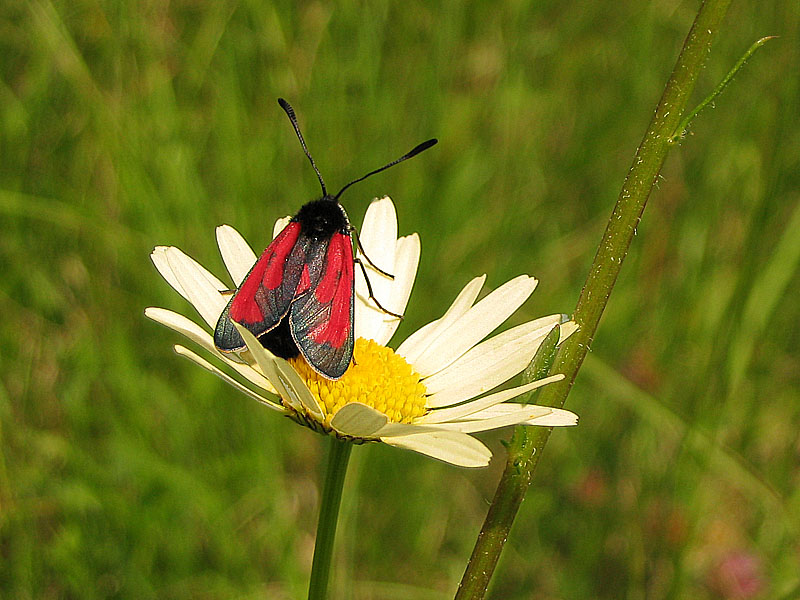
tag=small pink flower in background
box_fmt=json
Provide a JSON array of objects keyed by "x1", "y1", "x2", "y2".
[
  {"x1": 572, "y1": 469, "x2": 608, "y2": 507},
  {"x1": 708, "y1": 551, "x2": 765, "y2": 600}
]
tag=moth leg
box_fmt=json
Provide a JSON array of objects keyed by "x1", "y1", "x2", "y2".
[
  {"x1": 354, "y1": 258, "x2": 403, "y2": 319},
  {"x1": 350, "y1": 227, "x2": 395, "y2": 279}
]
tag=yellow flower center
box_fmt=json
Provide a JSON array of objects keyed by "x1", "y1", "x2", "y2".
[{"x1": 289, "y1": 338, "x2": 428, "y2": 426}]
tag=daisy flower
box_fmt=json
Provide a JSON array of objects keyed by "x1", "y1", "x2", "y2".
[{"x1": 145, "y1": 196, "x2": 578, "y2": 467}]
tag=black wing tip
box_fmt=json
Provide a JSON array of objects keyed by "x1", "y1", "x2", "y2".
[
  {"x1": 213, "y1": 326, "x2": 246, "y2": 353},
  {"x1": 303, "y1": 350, "x2": 351, "y2": 381}
]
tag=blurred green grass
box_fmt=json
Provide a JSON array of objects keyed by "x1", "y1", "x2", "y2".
[{"x1": 1, "y1": 1, "x2": 799, "y2": 598}]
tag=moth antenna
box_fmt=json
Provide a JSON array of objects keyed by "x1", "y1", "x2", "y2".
[
  {"x1": 278, "y1": 98, "x2": 327, "y2": 196},
  {"x1": 334, "y1": 138, "x2": 438, "y2": 202}
]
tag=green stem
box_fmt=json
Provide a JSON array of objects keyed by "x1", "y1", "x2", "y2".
[
  {"x1": 307, "y1": 437, "x2": 352, "y2": 600},
  {"x1": 455, "y1": 1, "x2": 733, "y2": 597}
]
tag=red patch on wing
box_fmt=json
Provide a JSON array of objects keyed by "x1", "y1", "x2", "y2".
[
  {"x1": 296, "y1": 264, "x2": 312, "y2": 295},
  {"x1": 314, "y1": 234, "x2": 345, "y2": 303},
  {"x1": 309, "y1": 232, "x2": 353, "y2": 347},
  {"x1": 230, "y1": 222, "x2": 301, "y2": 324}
]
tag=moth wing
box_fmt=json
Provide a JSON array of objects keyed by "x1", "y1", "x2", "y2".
[
  {"x1": 214, "y1": 222, "x2": 306, "y2": 352},
  {"x1": 290, "y1": 232, "x2": 355, "y2": 379},
  {"x1": 213, "y1": 295, "x2": 243, "y2": 351}
]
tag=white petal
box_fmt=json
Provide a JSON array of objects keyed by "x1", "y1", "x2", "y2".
[
  {"x1": 354, "y1": 268, "x2": 398, "y2": 342},
  {"x1": 368, "y1": 233, "x2": 420, "y2": 345},
  {"x1": 392, "y1": 235, "x2": 420, "y2": 315},
  {"x1": 329, "y1": 405, "x2": 441, "y2": 439},
  {"x1": 358, "y1": 197, "x2": 398, "y2": 273},
  {"x1": 273, "y1": 216, "x2": 292, "y2": 239},
  {"x1": 456, "y1": 403, "x2": 577, "y2": 427},
  {"x1": 173, "y1": 345, "x2": 286, "y2": 412},
  {"x1": 329, "y1": 403, "x2": 388, "y2": 438},
  {"x1": 216, "y1": 225, "x2": 256, "y2": 286},
  {"x1": 456, "y1": 404, "x2": 522, "y2": 419},
  {"x1": 234, "y1": 323, "x2": 323, "y2": 419},
  {"x1": 417, "y1": 375, "x2": 564, "y2": 423},
  {"x1": 397, "y1": 274, "x2": 486, "y2": 362},
  {"x1": 355, "y1": 197, "x2": 398, "y2": 341},
  {"x1": 381, "y1": 431, "x2": 492, "y2": 467},
  {"x1": 560, "y1": 320, "x2": 579, "y2": 341},
  {"x1": 411, "y1": 275, "x2": 538, "y2": 377},
  {"x1": 432, "y1": 409, "x2": 539, "y2": 432},
  {"x1": 272, "y1": 358, "x2": 323, "y2": 417},
  {"x1": 432, "y1": 404, "x2": 577, "y2": 433},
  {"x1": 145, "y1": 307, "x2": 277, "y2": 393},
  {"x1": 424, "y1": 317, "x2": 562, "y2": 408},
  {"x1": 151, "y1": 246, "x2": 189, "y2": 298},
  {"x1": 167, "y1": 246, "x2": 227, "y2": 292},
  {"x1": 145, "y1": 306, "x2": 213, "y2": 346},
  {"x1": 154, "y1": 246, "x2": 228, "y2": 328},
  {"x1": 372, "y1": 420, "x2": 444, "y2": 438},
  {"x1": 520, "y1": 406, "x2": 578, "y2": 427}
]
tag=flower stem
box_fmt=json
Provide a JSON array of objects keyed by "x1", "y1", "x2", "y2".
[
  {"x1": 456, "y1": 0, "x2": 734, "y2": 597},
  {"x1": 308, "y1": 437, "x2": 352, "y2": 600}
]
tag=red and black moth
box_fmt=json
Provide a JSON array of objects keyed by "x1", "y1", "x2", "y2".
[{"x1": 214, "y1": 98, "x2": 437, "y2": 380}]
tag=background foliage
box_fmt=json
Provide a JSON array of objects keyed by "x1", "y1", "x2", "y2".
[{"x1": 1, "y1": 1, "x2": 798, "y2": 598}]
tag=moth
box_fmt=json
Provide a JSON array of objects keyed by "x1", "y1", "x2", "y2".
[{"x1": 214, "y1": 98, "x2": 437, "y2": 379}]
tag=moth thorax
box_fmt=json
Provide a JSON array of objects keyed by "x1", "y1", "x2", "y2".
[{"x1": 294, "y1": 197, "x2": 349, "y2": 238}]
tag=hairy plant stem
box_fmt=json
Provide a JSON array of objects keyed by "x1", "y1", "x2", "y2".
[
  {"x1": 455, "y1": 1, "x2": 733, "y2": 597},
  {"x1": 307, "y1": 437, "x2": 352, "y2": 600}
]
